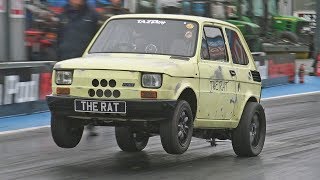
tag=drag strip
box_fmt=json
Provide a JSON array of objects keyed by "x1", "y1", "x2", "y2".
[{"x1": 0, "y1": 92, "x2": 319, "y2": 180}]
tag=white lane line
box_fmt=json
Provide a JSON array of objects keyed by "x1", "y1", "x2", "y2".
[
  {"x1": 0, "y1": 126, "x2": 50, "y2": 135},
  {"x1": 1, "y1": 91, "x2": 320, "y2": 135},
  {"x1": 262, "y1": 91, "x2": 320, "y2": 101}
]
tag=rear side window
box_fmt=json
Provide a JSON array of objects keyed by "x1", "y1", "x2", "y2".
[
  {"x1": 201, "y1": 26, "x2": 227, "y2": 61},
  {"x1": 226, "y1": 29, "x2": 249, "y2": 65}
]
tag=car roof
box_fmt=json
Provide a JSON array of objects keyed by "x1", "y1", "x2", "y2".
[{"x1": 109, "y1": 14, "x2": 238, "y2": 29}]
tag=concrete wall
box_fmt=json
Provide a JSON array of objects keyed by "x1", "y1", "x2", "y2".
[
  {"x1": 278, "y1": 0, "x2": 293, "y2": 16},
  {"x1": 293, "y1": 0, "x2": 315, "y2": 11}
]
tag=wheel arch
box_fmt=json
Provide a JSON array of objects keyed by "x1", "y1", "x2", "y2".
[
  {"x1": 247, "y1": 96, "x2": 258, "y2": 103},
  {"x1": 234, "y1": 96, "x2": 260, "y2": 128},
  {"x1": 177, "y1": 87, "x2": 198, "y2": 119}
]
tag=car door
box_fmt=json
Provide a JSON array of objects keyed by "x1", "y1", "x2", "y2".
[
  {"x1": 197, "y1": 24, "x2": 237, "y2": 120},
  {"x1": 225, "y1": 28, "x2": 261, "y2": 118}
]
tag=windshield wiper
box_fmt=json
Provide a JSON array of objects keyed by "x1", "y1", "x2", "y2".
[{"x1": 170, "y1": 56, "x2": 190, "y2": 61}]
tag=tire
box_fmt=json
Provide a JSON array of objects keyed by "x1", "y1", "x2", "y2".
[
  {"x1": 115, "y1": 127, "x2": 149, "y2": 152},
  {"x1": 278, "y1": 31, "x2": 299, "y2": 44},
  {"x1": 232, "y1": 102, "x2": 266, "y2": 157},
  {"x1": 160, "y1": 100, "x2": 194, "y2": 154},
  {"x1": 51, "y1": 114, "x2": 84, "y2": 148}
]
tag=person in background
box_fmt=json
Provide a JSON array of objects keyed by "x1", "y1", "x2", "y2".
[
  {"x1": 97, "y1": 0, "x2": 128, "y2": 26},
  {"x1": 57, "y1": 0, "x2": 99, "y2": 136},
  {"x1": 156, "y1": 0, "x2": 181, "y2": 14},
  {"x1": 57, "y1": 0, "x2": 99, "y2": 60},
  {"x1": 106, "y1": 0, "x2": 128, "y2": 15}
]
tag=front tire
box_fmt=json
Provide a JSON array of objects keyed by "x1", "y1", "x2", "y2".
[
  {"x1": 115, "y1": 127, "x2": 149, "y2": 152},
  {"x1": 232, "y1": 102, "x2": 266, "y2": 157},
  {"x1": 160, "y1": 100, "x2": 194, "y2": 154},
  {"x1": 51, "y1": 114, "x2": 84, "y2": 148}
]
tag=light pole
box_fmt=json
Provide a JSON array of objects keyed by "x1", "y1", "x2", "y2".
[
  {"x1": 0, "y1": 0, "x2": 8, "y2": 62},
  {"x1": 315, "y1": 0, "x2": 320, "y2": 56}
]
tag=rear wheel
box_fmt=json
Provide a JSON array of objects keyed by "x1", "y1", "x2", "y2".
[
  {"x1": 115, "y1": 127, "x2": 149, "y2": 152},
  {"x1": 51, "y1": 114, "x2": 84, "y2": 148},
  {"x1": 160, "y1": 100, "x2": 194, "y2": 154},
  {"x1": 232, "y1": 102, "x2": 266, "y2": 157}
]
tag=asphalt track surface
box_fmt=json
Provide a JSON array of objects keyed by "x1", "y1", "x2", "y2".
[{"x1": 0, "y1": 92, "x2": 319, "y2": 180}]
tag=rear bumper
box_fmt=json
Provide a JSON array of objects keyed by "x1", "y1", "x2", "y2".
[{"x1": 46, "y1": 95, "x2": 176, "y2": 121}]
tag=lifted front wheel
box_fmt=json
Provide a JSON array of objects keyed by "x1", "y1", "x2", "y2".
[{"x1": 51, "y1": 114, "x2": 84, "y2": 148}]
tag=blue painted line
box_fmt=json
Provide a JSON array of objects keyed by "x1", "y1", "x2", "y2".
[
  {"x1": 0, "y1": 76, "x2": 319, "y2": 132},
  {"x1": 0, "y1": 112, "x2": 50, "y2": 132},
  {"x1": 261, "y1": 76, "x2": 320, "y2": 98}
]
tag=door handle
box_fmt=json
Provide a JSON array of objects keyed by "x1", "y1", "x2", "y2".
[{"x1": 229, "y1": 70, "x2": 236, "y2": 76}]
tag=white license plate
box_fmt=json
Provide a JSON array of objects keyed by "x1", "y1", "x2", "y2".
[{"x1": 74, "y1": 100, "x2": 126, "y2": 114}]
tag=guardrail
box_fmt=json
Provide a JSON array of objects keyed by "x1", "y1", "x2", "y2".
[
  {"x1": 0, "y1": 61, "x2": 55, "y2": 117},
  {"x1": 253, "y1": 53, "x2": 296, "y2": 87}
]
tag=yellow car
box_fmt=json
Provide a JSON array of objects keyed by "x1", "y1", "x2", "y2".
[{"x1": 47, "y1": 14, "x2": 266, "y2": 156}]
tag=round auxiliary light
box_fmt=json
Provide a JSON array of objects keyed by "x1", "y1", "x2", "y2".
[
  {"x1": 92, "y1": 79, "x2": 99, "y2": 87},
  {"x1": 109, "y1": 79, "x2": 116, "y2": 87},
  {"x1": 100, "y1": 79, "x2": 108, "y2": 87},
  {"x1": 113, "y1": 90, "x2": 121, "y2": 98},
  {"x1": 96, "y1": 89, "x2": 103, "y2": 97},
  {"x1": 104, "y1": 89, "x2": 112, "y2": 97},
  {"x1": 88, "y1": 89, "x2": 95, "y2": 97}
]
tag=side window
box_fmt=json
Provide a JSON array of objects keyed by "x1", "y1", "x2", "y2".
[
  {"x1": 201, "y1": 26, "x2": 227, "y2": 61},
  {"x1": 225, "y1": 29, "x2": 249, "y2": 65},
  {"x1": 201, "y1": 33, "x2": 210, "y2": 59}
]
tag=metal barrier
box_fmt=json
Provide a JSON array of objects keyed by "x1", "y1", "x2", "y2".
[
  {"x1": 0, "y1": 61, "x2": 55, "y2": 117},
  {"x1": 254, "y1": 53, "x2": 296, "y2": 87}
]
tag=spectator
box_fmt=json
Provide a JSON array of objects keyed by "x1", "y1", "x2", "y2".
[
  {"x1": 97, "y1": 0, "x2": 128, "y2": 27},
  {"x1": 57, "y1": 0, "x2": 99, "y2": 60},
  {"x1": 57, "y1": 0, "x2": 99, "y2": 136},
  {"x1": 105, "y1": 0, "x2": 128, "y2": 15},
  {"x1": 156, "y1": 0, "x2": 181, "y2": 14}
]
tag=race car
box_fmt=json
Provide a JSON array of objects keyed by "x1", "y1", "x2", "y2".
[{"x1": 47, "y1": 14, "x2": 266, "y2": 156}]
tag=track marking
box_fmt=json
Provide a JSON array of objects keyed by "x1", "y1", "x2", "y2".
[
  {"x1": 1, "y1": 91, "x2": 319, "y2": 135},
  {"x1": 262, "y1": 91, "x2": 320, "y2": 101},
  {"x1": 0, "y1": 126, "x2": 50, "y2": 135}
]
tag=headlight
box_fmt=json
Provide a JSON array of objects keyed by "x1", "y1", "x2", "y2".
[
  {"x1": 142, "y1": 73, "x2": 162, "y2": 88},
  {"x1": 55, "y1": 70, "x2": 73, "y2": 85}
]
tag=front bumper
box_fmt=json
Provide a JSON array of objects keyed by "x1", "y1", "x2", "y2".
[{"x1": 46, "y1": 95, "x2": 176, "y2": 121}]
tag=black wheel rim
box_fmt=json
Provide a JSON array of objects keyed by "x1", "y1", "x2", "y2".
[
  {"x1": 177, "y1": 110, "x2": 191, "y2": 146},
  {"x1": 250, "y1": 112, "x2": 261, "y2": 147}
]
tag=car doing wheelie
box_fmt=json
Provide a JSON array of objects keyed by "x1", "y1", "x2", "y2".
[{"x1": 47, "y1": 14, "x2": 266, "y2": 156}]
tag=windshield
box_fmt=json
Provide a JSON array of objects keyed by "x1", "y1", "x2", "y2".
[{"x1": 89, "y1": 19, "x2": 198, "y2": 57}]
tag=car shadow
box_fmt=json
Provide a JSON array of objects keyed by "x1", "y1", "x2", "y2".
[{"x1": 53, "y1": 149, "x2": 265, "y2": 179}]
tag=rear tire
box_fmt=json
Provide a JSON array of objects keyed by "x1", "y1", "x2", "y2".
[
  {"x1": 51, "y1": 114, "x2": 84, "y2": 148},
  {"x1": 115, "y1": 127, "x2": 149, "y2": 152},
  {"x1": 160, "y1": 100, "x2": 194, "y2": 154},
  {"x1": 232, "y1": 102, "x2": 266, "y2": 157}
]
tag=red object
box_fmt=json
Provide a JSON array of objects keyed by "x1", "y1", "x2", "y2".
[
  {"x1": 39, "y1": 73, "x2": 52, "y2": 100},
  {"x1": 299, "y1": 64, "x2": 305, "y2": 83},
  {"x1": 317, "y1": 55, "x2": 320, "y2": 76},
  {"x1": 268, "y1": 60, "x2": 296, "y2": 83}
]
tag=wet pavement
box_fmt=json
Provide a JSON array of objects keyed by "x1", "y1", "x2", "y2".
[{"x1": 0, "y1": 92, "x2": 319, "y2": 180}]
